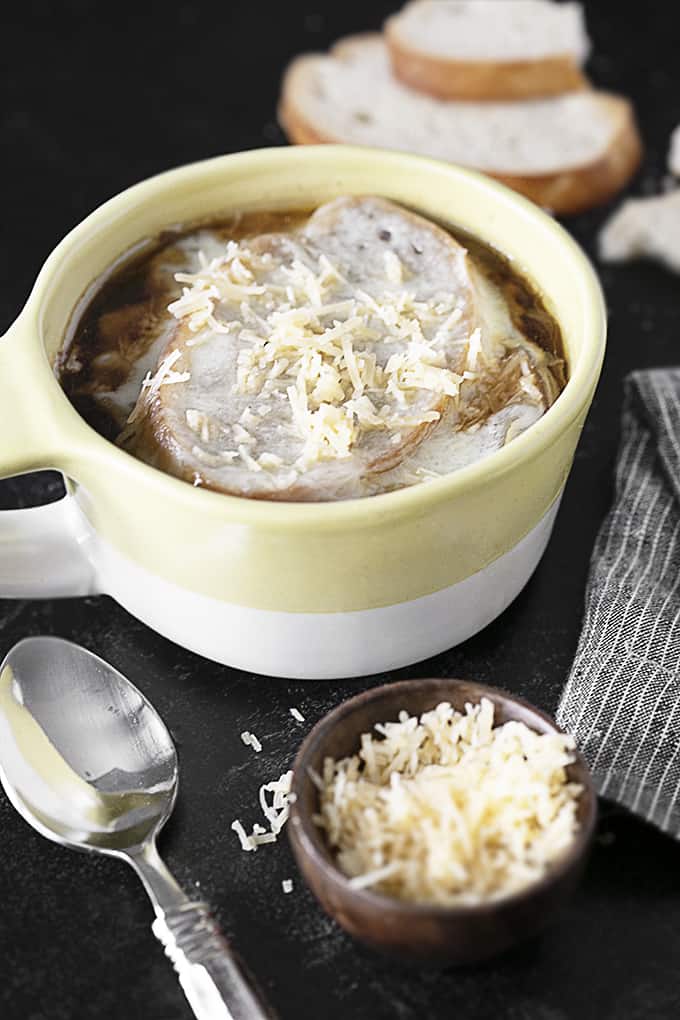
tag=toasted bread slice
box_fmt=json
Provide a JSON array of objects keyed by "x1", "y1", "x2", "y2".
[
  {"x1": 279, "y1": 35, "x2": 642, "y2": 216},
  {"x1": 123, "y1": 196, "x2": 491, "y2": 501},
  {"x1": 385, "y1": 0, "x2": 589, "y2": 101},
  {"x1": 599, "y1": 189, "x2": 680, "y2": 274}
]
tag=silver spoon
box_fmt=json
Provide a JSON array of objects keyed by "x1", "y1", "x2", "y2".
[{"x1": 0, "y1": 636, "x2": 276, "y2": 1020}]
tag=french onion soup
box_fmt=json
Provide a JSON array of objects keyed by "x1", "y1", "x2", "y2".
[{"x1": 58, "y1": 197, "x2": 566, "y2": 501}]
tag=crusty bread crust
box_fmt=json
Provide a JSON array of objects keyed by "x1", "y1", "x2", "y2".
[
  {"x1": 491, "y1": 98, "x2": 642, "y2": 214},
  {"x1": 385, "y1": 20, "x2": 588, "y2": 101},
  {"x1": 278, "y1": 43, "x2": 642, "y2": 216}
]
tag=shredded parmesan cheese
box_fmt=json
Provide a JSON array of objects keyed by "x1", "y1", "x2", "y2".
[
  {"x1": 290, "y1": 707, "x2": 305, "y2": 723},
  {"x1": 240, "y1": 731, "x2": 263, "y2": 753},
  {"x1": 231, "y1": 819, "x2": 255, "y2": 852},
  {"x1": 383, "y1": 249, "x2": 404, "y2": 285},
  {"x1": 185, "y1": 408, "x2": 213, "y2": 443},
  {"x1": 230, "y1": 769, "x2": 295, "y2": 852},
  {"x1": 282, "y1": 879, "x2": 294, "y2": 894},
  {"x1": 315, "y1": 699, "x2": 581, "y2": 906},
  {"x1": 166, "y1": 236, "x2": 480, "y2": 470},
  {"x1": 126, "y1": 349, "x2": 190, "y2": 425},
  {"x1": 465, "y1": 327, "x2": 483, "y2": 372}
]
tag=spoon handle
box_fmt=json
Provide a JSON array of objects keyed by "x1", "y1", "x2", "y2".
[
  {"x1": 152, "y1": 901, "x2": 277, "y2": 1020},
  {"x1": 132, "y1": 844, "x2": 277, "y2": 1020}
]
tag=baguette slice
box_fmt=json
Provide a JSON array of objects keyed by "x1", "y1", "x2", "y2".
[
  {"x1": 279, "y1": 35, "x2": 642, "y2": 216},
  {"x1": 123, "y1": 196, "x2": 490, "y2": 502},
  {"x1": 599, "y1": 190, "x2": 680, "y2": 274},
  {"x1": 386, "y1": 0, "x2": 590, "y2": 101}
]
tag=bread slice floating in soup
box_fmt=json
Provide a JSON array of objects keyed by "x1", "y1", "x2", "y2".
[{"x1": 59, "y1": 197, "x2": 566, "y2": 502}]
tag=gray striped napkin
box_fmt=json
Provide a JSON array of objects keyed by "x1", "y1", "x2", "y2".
[{"x1": 557, "y1": 369, "x2": 680, "y2": 837}]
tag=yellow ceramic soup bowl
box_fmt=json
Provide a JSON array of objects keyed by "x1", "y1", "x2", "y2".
[{"x1": 0, "y1": 147, "x2": 605, "y2": 678}]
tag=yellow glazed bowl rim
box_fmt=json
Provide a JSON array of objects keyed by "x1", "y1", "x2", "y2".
[{"x1": 23, "y1": 145, "x2": 606, "y2": 530}]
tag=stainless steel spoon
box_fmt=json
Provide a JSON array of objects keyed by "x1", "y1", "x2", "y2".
[{"x1": 0, "y1": 636, "x2": 276, "y2": 1020}]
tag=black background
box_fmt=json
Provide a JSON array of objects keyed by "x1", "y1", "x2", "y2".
[{"x1": 2, "y1": 2, "x2": 680, "y2": 1018}]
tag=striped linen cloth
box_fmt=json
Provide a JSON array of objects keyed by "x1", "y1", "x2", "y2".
[{"x1": 557, "y1": 369, "x2": 680, "y2": 836}]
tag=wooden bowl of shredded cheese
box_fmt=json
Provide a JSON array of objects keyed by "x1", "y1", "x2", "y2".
[{"x1": 288, "y1": 677, "x2": 596, "y2": 964}]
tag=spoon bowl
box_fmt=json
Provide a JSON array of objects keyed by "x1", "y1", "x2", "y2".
[{"x1": 0, "y1": 636, "x2": 177, "y2": 853}]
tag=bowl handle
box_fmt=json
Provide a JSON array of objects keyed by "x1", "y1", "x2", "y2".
[
  {"x1": 0, "y1": 497, "x2": 97, "y2": 598},
  {"x1": 0, "y1": 320, "x2": 97, "y2": 599}
]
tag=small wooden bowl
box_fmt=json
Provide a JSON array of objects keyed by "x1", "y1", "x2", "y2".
[{"x1": 288, "y1": 677, "x2": 596, "y2": 966}]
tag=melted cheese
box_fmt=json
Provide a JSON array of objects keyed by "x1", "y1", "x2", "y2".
[{"x1": 167, "y1": 241, "x2": 484, "y2": 470}]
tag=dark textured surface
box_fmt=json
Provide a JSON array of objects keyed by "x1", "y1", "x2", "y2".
[{"x1": 1, "y1": 2, "x2": 680, "y2": 1018}]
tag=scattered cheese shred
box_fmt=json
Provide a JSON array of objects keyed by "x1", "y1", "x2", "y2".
[
  {"x1": 230, "y1": 769, "x2": 294, "y2": 852},
  {"x1": 231, "y1": 819, "x2": 255, "y2": 852},
  {"x1": 186, "y1": 408, "x2": 212, "y2": 443},
  {"x1": 282, "y1": 879, "x2": 294, "y2": 894},
  {"x1": 315, "y1": 699, "x2": 581, "y2": 906},
  {"x1": 240, "y1": 731, "x2": 263, "y2": 753},
  {"x1": 465, "y1": 327, "x2": 483, "y2": 372},
  {"x1": 290, "y1": 708, "x2": 305, "y2": 723}
]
